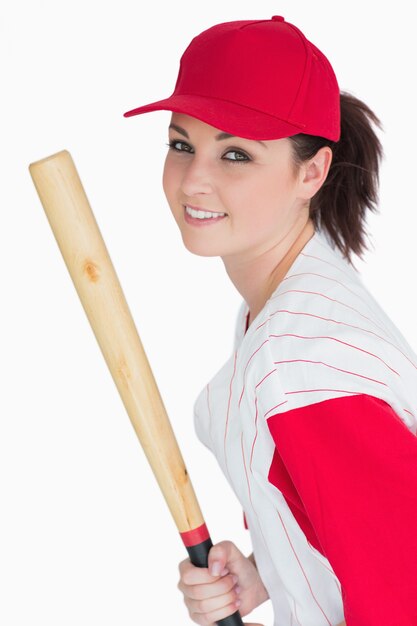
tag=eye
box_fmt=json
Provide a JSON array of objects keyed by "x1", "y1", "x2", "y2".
[
  {"x1": 165, "y1": 140, "x2": 251, "y2": 164},
  {"x1": 166, "y1": 139, "x2": 192, "y2": 153},
  {"x1": 223, "y1": 149, "x2": 250, "y2": 164}
]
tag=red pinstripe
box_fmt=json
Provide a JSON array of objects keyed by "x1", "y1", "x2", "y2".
[
  {"x1": 254, "y1": 289, "x2": 394, "y2": 346},
  {"x1": 273, "y1": 358, "x2": 388, "y2": 386},
  {"x1": 306, "y1": 540, "x2": 342, "y2": 594},
  {"x1": 249, "y1": 394, "x2": 259, "y2": 471},
  {"x1": 245, "y1": 305, "x2": 417, "y2": 377},
  {"x1": 238, "y1": 339, "x2": 269, "y2": 407},
  {"x1": 283, "y1": 271, "x2": 391, "y2": 325},
  {"x1": 299, "y1": 250, "x2": 355, "y2": 280},
  {"x1": 240, "y1": 432, "x2": 270, "y2": 552},
  {"x1": 285, "y1": 388, "x2": 362, "y2": 396},
  {"x1": 275, "y1": 507, "x2": 333, "y2": 626},
  {"x1": 251, "y1": 375, "x2": 354, "y2": 617},
  {"x1": 264, "y1": 400, "x2": 288, "y2": 419},
  {"x1": 251, "y1": 318, "x2": 268, "y2": 333},
  {"x1": 255, "y1": 368, "x2": 277, "y2": 389},
  {"x1": 241, "y1": 432, "x2": 252, "y2": 500},
  {"x1": 224, "y1": 351, "x2": 237, "y2": 481},
  {"x1": 268, "y1": 308, "x2": 417, "y2": 370},
  {"x1": 269, "y1": 288, "x2": 393, "y2": 338},
  {"x1": 243, "y1": 426, "x2": 331, "y2": 625},
  {"x1": 269, "y1": 333, "x2": 400, "y2": 376}
]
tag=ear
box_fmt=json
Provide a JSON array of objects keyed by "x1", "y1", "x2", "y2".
[{"x1": 298, "y1": 146, "x2": 333, "y2": 200}]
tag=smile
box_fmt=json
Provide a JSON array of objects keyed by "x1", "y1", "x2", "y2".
[
  {"x1": 183, "y1": 205, "x2": 228, "y2": 226},
  {"x1": 184, "y1": 205, "x2": 227, "y2": 219}
]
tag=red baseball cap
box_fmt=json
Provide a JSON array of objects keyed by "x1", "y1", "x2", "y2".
[{"x1": 123, "y1": 16, "x2": 340, "y2": 142}]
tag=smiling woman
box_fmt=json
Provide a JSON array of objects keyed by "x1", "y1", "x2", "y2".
[{"x1": 123, "y1": 15, "x2": 417, "y2": 626}]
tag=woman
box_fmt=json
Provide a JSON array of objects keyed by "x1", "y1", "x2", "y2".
[{"x1": 123, "y1": 16, "x2": 417, "y2": 626}]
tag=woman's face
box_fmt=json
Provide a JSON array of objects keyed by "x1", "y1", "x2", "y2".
[{"x1": 162, "y1": 112, "x2": 309, "y2": 262}]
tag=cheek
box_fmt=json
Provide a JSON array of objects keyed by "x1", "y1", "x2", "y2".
[
  {"x1": 162, "y1": 156, "x2": 175, "y2": 200},
  {"x1": 230, "y1": 170, "x2": 294, "y2": 224},
  {"x1": 161, "y1": 161, "x2": 181, "y2": 232}
]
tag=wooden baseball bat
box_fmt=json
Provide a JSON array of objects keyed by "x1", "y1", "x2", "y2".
[{"x1": 28, "y1": 150, "x2": 243, "y2": 626}]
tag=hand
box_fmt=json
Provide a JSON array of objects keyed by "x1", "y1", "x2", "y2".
[{"x1": 177, "y1": 540, "x2": 269, "y2": 625}]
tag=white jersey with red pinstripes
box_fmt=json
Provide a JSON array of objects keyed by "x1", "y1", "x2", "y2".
[{"x1": 193, "y1": 226, "x2": 417, "y2": 626}]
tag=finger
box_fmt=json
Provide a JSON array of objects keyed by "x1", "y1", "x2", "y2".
[
  {"x1": 188, "y1": 586, "x2": 240, "y2": 616},
  {"x1": 179, "y1": 560, "x2": 224, "y2": 585},
  {"x1": 178, "y1": 572, "x2": 237, "y2": 600},
  {"x1": 190, "y1": 597, "x2": 241, "y2": 626},
  {"x1": 207, "y1": 540, "x2": 242, "y2": 576}
]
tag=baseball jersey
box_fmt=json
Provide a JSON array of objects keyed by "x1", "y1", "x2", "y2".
[{"x1": 193, "y1": 226, "x2": 417, "y2": 626}]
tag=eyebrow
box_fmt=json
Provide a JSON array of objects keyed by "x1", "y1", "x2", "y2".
[{"x1": 168, "y1": 123, "x2": 268, "y2": 149}]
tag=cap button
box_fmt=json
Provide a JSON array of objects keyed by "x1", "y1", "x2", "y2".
[{"x1": 271, "y1": 15, "x2": 285, "y2": 21}]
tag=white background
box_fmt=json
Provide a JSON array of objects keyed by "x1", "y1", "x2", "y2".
[{"x1": 1, "y1": 1, "x2": 416, "y2": 624}]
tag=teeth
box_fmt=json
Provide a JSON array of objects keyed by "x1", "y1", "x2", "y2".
[{"x1": 185, "y1": 206, "x2": 226, "y2": 219}]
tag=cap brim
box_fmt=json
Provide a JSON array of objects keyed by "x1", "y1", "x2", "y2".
[{"x1": 123, "y1": 94, "x2": 306, "y2": 141}]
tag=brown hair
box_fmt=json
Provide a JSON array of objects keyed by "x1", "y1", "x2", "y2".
[{"x1": 288, "y1": 90, "x2": 384, "y2": 268}]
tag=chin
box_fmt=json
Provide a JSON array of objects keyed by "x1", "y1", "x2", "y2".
[{"x1": 180, "y1": 235, "x2": 223, "y2": 258}]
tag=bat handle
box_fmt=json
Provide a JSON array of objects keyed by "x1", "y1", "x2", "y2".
[{"x1": 185, "y1": 536, "x2": 245, "y2": 626}]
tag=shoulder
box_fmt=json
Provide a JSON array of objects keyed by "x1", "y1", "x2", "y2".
[
  {"x1": 244, "y1": 229, "x2": 417, "y2": 430},
  {"x1": 267, "y1": 227, "x2": 372, "y2": 332}
]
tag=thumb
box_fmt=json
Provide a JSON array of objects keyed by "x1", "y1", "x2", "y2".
[{"x1": 208, "y1": 540, "x2": 241, "y2": 577}]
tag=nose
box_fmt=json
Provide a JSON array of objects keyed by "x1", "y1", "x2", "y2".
[{"x1": 179, "y1": 155, "x2": 214, "y2": 197}]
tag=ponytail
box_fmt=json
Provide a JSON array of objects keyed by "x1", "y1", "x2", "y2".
[{"x1": 289, "y1": 90, "x2": 384, "y2": 267}]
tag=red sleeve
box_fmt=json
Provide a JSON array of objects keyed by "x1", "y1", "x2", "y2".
[{"x1": 267, "y1": 393, "x2": 417, "y2": 626}]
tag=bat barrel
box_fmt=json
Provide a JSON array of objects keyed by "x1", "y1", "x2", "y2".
[
  {"x1": 29, "y1": 149, "x2": 243, "y2": 626},
  {"x1": 29, "y1": 149, "x2": 203, "y2": 533}
]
